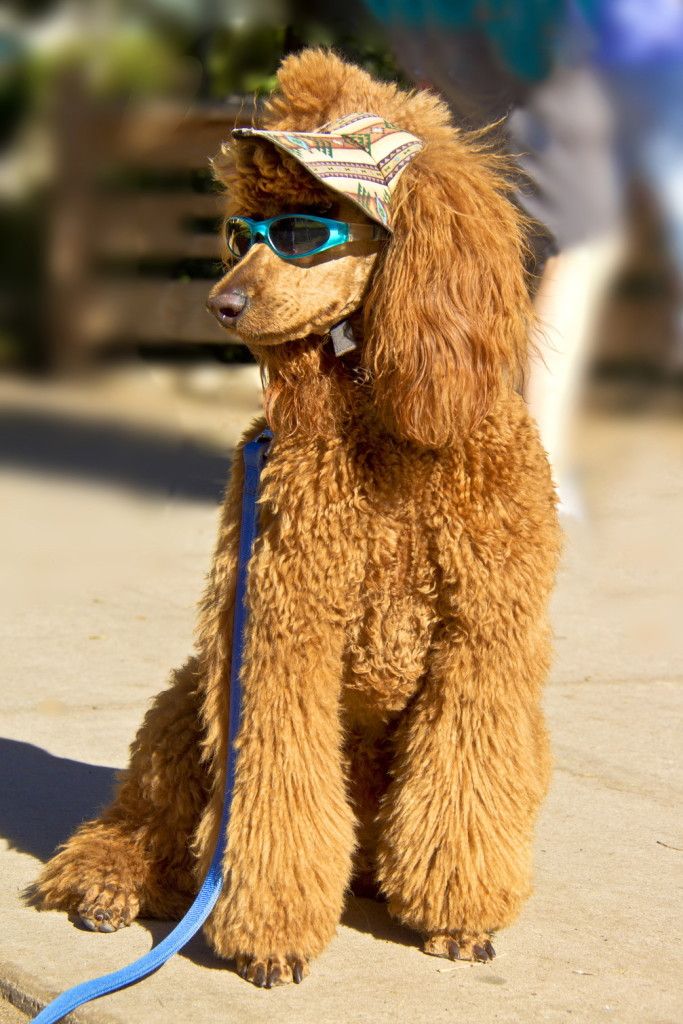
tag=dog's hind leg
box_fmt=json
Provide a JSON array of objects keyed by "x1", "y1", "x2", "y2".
[
  {"x1": 31, "y1": 656, "x2": 210, "y2": 931},
  {"x1": 31, "y1": 423, "x2": 267, "y2": 931}
]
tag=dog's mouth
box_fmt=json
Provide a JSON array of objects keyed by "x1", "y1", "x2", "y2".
[
  {"x1": 225, "y1": 319, "x2": 338, "y2": 348},
  {"x1": 206, "y1": 288, "x2": 296, "y2": 344},
  {"x1": 207, "y1": 289, "x2": 357, "y2": 348}
]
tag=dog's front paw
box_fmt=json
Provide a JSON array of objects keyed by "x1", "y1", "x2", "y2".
[
  {"x1": 77, "y1": 880, "x2": 140, "y2": 933},
  {"x1": 423, "y1": 930, "x2": 496, "y2": 962},
  {"x1": 234, "y1": 953, "x2": 309, "y2": 988}
]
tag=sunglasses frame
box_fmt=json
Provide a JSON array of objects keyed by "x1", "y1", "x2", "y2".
[{"x1": 225, "y1": 213, "x2": 385, "y2": 261}]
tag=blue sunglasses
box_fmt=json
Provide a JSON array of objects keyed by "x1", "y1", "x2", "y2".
[{"x1": 225, "y1": 213, "x2": 385, "y2": 261}]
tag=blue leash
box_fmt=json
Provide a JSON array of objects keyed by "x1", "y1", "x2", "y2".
[{"x1": 32, "y1": 427, "x2": 274, "y2": 1024}]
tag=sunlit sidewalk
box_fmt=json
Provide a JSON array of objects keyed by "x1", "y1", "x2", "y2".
[{"x1": 1, "y1": 368, "x2": 680, "y2": 1024}]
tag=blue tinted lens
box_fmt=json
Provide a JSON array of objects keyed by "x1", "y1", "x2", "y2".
[
  {"x1": 226, "y1": 219, "x2": 252, "y2": 258},
  {"x1": 269, "y1": 216, "x2": 330, "y2": 256}
]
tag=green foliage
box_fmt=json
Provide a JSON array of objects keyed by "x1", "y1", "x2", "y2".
[
  {"x1": 207, "y1": 24, "x2": 285, "y2": 97},
  {"x1": 23, "y1": 21, "x2": 188, "y2": 102},
  {"x1": 10, "y1": 5, "x2": 403, "y2": 103}
]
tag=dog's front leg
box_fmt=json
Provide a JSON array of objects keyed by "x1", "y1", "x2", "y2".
[
  {"x1": 376, "y1": 612, "x2": 553, "y2": 963},
  {"x1": 204, "y1": 521, "x2": 356, "y2": 987}
]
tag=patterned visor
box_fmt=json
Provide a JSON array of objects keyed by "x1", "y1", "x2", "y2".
[{"x1": 231, "y1": 112, "x2": 424, "y2": 230}]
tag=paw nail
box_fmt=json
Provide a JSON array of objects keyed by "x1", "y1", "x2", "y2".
[
  {"x1": 484, "y1": 940, "x2": 496, "y2": 958},
  {"x1": 267, "y1": 965, "x2": 281, "y2": 988},
  {"x1": 447, "y1": 940, "x2": 460, "y2": 960},
  {"x1": 253, "y1": 964, "x2": 266, "y2": 988},
  {"x1": 473, "y1": 944, "x2": 489, "y2": 961},
  {"x1": 293, "y1": 961, "x2": 304, "y2": 984}
]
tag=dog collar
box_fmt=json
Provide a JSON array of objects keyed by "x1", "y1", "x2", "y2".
[{"x1": 329, "y1": 320, "x2": 358, "y2": 357}]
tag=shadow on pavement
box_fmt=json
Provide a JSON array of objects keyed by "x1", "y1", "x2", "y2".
[
  {"x1": 0, "y1": 408, "x2": 234, "y2": 503},
  {"x1": 0, "y1": 738, "x2": 117, "y2": 862},
  {"x1": 137, "y1": 893, "x2": 418, "y2": 976},
  {"x1": 341, "y1": 896, "x2": 417, "y2": 948}
]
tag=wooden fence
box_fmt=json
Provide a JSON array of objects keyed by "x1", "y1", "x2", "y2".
[{"x1": 47, "y1": 79, "x2": 257, "y2": 366}]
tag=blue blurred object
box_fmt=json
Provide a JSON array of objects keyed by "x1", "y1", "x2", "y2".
[
  {"x1": 577, "y1": 0, "x2": 683, "y2": 68},
  {"x1": 362, "y1": 0, "x2": 623, "y2": 253},
  {"x1": 364, "y1": 0, "x2": 566, "y2": 83},
  {"x1": 577, "y1": 1, "x2": 683, "y2": 353}
]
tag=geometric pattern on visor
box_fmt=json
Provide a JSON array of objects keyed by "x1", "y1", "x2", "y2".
[{"x1": 231, "y1": 112, "x2": 424, "y2": 230}]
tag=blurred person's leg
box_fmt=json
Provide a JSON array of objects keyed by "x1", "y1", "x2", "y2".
[
  {"x1": 600, "y1": 57, "x2": 683, "y2": 370},
  {"x1": 508, "y1": 65, "x2": 624, "y2": 515},
  {"x1": 643, "y1": 152, "x2": 683, "y2": 369},
  {"x1": 526, "y1": 232, "x2": 624, "y2": 514},
  {"x1": 628, "y1": 63, "x2": 683, "y2": 368}
]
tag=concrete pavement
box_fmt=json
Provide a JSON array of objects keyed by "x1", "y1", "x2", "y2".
[
  {"x1": 1, "y1": 367, "x2": 680, "y2": 1023},
  {"x1": 0, "y1": 999, "x2": 28, "y2": 1024}
]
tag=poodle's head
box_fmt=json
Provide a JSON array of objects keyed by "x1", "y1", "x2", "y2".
[{"x1": 210, "y1": 49, "x2": 533, "y2": 447}]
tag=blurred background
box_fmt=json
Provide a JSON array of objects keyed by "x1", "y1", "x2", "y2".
[
  {"x1": 0, "y1": 1, "x2": 681, "y2": 630},
  {"x1": 1, "y1": 0, "x2": 681, "y2": 383}
]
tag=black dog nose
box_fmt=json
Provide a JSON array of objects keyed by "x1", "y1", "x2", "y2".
[{"x1": 207, "y1": 289, "x2": 248, "y2": 325}]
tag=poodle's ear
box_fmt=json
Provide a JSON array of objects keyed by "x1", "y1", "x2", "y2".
[{"x1": 362, "y1": 129, "x2": 533, "y2": 448}]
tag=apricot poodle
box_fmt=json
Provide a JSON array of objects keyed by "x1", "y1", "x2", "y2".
[{"x1": 33, "y1": 49, "x2": 560, "y2": 988}]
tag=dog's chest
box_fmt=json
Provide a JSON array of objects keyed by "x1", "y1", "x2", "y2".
[
  {"x1": 340, "y1": 504, "x2": 438, "y2": 723},
  {"x1": 257, "y1": 434, "x2": 441, "y2": 721}
]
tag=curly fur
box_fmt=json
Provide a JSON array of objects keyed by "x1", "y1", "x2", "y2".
[{"x1": 32, "y1": 50, "x2": 561, "y2": 987}]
